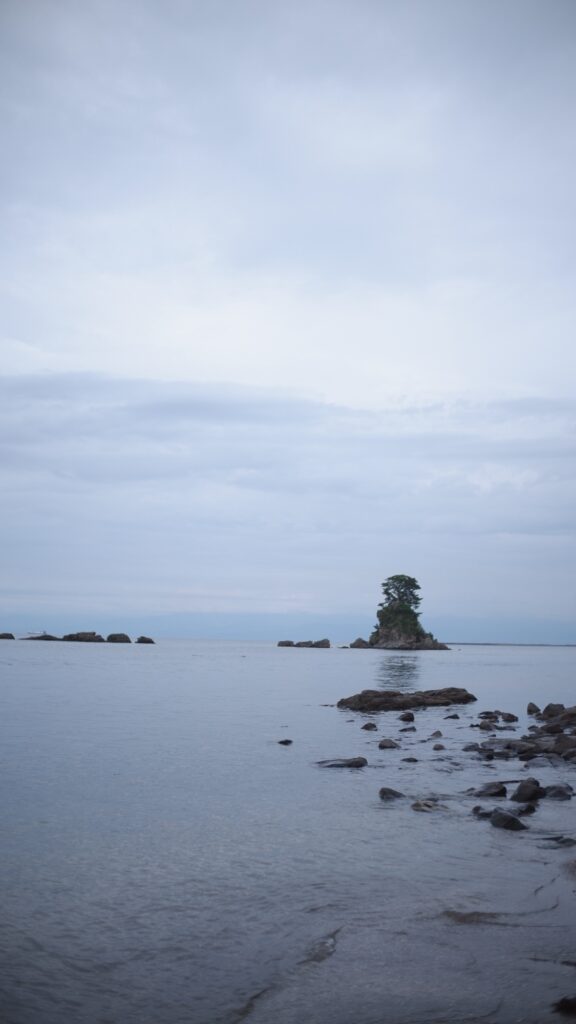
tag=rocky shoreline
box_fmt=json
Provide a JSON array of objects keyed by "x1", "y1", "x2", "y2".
[{"x1": 318, "y1": 686, "x2": 576, "y2": 839}]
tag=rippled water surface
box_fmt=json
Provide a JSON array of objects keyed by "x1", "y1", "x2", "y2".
[{"x1": 1, "y1": 641, "x2": 575, "y2": 1023}]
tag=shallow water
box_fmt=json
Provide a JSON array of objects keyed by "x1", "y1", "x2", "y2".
[{"x1": 0, "y1": 641, "x2": 575, "y2": 1023}]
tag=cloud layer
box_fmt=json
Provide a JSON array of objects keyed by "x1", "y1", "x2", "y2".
[
  {"x1": 1, "y1": 374, "x2": 574, "y2": 638},
  {"x1": 1, "y1": 1, "x2": 575, "y2": 638}
]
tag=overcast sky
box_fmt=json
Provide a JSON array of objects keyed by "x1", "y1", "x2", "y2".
[{"x1": 1, "y1": 0, "x2": 575, "y2": 641}]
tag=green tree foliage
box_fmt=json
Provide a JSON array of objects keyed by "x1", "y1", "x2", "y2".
[
  {"x1": 370, "y1": 574, "x2": 426, "y2": 644},
  {"x1": 379, "y1": 575, "x2": 421, "y2": 613}
]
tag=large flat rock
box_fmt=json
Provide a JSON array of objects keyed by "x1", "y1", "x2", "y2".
[{"x1": 337, "y1": 686, "x2": 477, "y2": 712}]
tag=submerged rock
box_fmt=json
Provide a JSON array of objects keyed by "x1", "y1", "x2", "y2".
[
  {"x1": 337, "y1": 687, "x2": 477, "y2": 713},
  {"x1": 316, "y1": 757, "x2": 368, "y2": 768},
  {"x1": 472, "y1": 782, "x2": 508, "y2": 798},
  {"x1": 379, "y1": 787, "x2": 404, "y2": 800}
]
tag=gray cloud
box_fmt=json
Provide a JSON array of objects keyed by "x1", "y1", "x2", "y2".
[{"x1": 0, "y1": 373, "x2": 574, "y2": 635}]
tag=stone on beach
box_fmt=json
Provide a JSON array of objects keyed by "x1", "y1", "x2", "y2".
[{"x1": 490, "y1": 809, "x2": 528, "y2": 831}]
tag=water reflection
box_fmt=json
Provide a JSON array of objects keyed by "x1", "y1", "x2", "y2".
[{"x1": 375, "y1": 654, "x2": 420, "y2": 691}]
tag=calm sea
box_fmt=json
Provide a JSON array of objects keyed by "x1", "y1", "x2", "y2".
[{"x1": 1, "y1": 640, "x2": 575, "y2": 1024}]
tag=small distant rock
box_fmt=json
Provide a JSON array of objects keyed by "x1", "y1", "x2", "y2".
[
  {"x1": 25, "y1": 633, "x2": 60, "y2": 641},
  {"x1": 0, "y1": 632, "x2": 15, "y2": 640},
  {"x1": 378, "y1": 738, "x2": 400, "y2": 749},
  {"x1": 433, "y1": 743, "x2": 445, "y2": 751},
  {"x1": 349, "y1": 637, "x2": 370, "y2": 649},
  {"x1": 136, "y1": 636, "x2": 155, "y2": 644},
  {"x1": 444, "y1": 713, "x2": 459, "y2": 719},
  {"x1": 62, "y1": 631, "x2": 104, "y2": 642},
  {"x1": 399, "y1": 712, "x2": 415, "y2": 722},
  {"x1": 402, "y1": 756, "x2": 419, "y2": 762},
  {"x1": 361, "y1": 722, "x2": 378, "y2": 731},
  {"x1": 107, "y1": 633, "x2": 131, "y2": 643},
  {"x1": 277, "y1": 640, "x2": 294, "y2": 647},
  {"x1": 379, "y1": 787, "x2": 404, "y2": 801},
  {"x1": 527, "y1": 702, "x2": 541, "y2": 715},
  {"x1": 278, "y1": 739, "x2": 293, "y2": 746}
]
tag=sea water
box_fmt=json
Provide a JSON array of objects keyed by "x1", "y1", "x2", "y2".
[{"x1": 0, "y1": 640, "x2": 575, "y2": 1024}]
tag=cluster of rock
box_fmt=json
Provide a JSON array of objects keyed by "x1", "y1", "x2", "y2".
[
  {"x1": 277, "y1": 639, "x2": 330, "y2": 648},
  {"x1": 470, "y1": 776, "x2": 573, "y2": 831},
  {"x1": 4, "y1": 631, "x2": 156, "y2": 644},
  {"x1": 463, "y1": 701, "x2": 576, "y2": 766},
  {"x1": 321, "y1": 688, "x2": 576, "y2": 837}
]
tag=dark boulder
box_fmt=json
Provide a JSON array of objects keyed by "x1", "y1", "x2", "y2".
[
  {"x1": 542, "y1": 703, "x2": 566, "y2": 719},
  {"x1": 337, "y1": 687, "x2": 477, "y2": 713},
  {"x1": 379, "y1": 787, "x2": 404, "y2": 800},
  {"x1": 277, "y1": 640, "x2": 294, "y2": 647},
  {"x1": 107, "y1": 633, "x2": 131, "y2": 643},
  {"x1": 399, "y1": 711, "x2": 415, "y2": 722},
  {"x1": 490, "y1": 809, "x2": 528, "y2": 831},
  {"x1": 278, "y1": 739, "x2": 293, "y2": 746},
  {"x1": 510, "y1": 778, "x2": 544, "y2": 803},
  {"x1": 136, "y1": 636, "x2": 155, "y2": 644},
  {"x1": 527, "y1": 702, "x2": 541, "y2": 715},
  {"x1": 361, "y1": 722, "x2": 378, "y2": 731},
  {"x1": 378, "y1": 738, "x2": 400, "y2": 749},
  {"x1": 0, "y1": 632, "x2": 15, "y2": 639}
]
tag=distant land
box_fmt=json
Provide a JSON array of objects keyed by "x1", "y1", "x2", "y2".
[{"x1": 1, "y1": 611, "x2": 574, "y2": 646}]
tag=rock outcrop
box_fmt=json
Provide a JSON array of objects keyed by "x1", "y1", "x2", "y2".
[
  {"x1": 0, "y1": 632, "x2": 15, "y2": 639},
  {"x1": 337, "y1": 687, "x2": 477, "y2": 713},
  {"x1": 136, "y1": 635, "x2": 155, "y2": 644},
  {"x1": 107, "y1": 633, "x2": 132, "y2": 643},
  {"x1": 277, "y1": 639, "x2": 330, "y2": 648},
  {"x1": 62, "y1": 631, "x2": 105, "y2": 642}
]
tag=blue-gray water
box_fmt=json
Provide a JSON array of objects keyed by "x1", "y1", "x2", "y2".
[{"x1": 1, "y1": 641, "x2": 575, "y2": 1024}]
